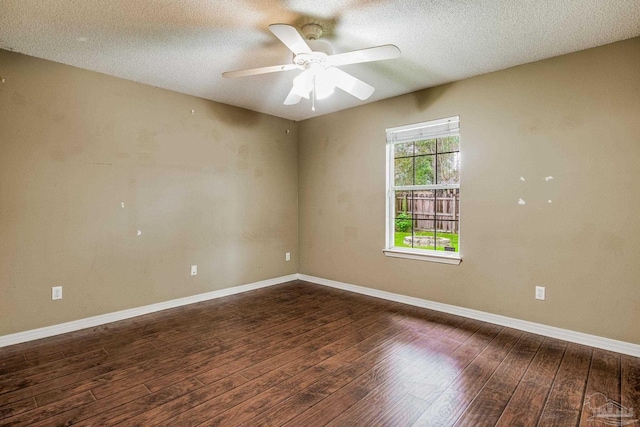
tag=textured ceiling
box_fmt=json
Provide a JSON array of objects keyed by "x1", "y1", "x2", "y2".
[{"x1": 1, "y1": 0, "x2": 639, "y2": 121}]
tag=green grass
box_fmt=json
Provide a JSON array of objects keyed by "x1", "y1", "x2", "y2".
[{"x1": 394, "y1": 231, "x2": 459, "y2": 252}]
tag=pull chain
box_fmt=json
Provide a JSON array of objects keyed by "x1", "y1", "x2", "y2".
[{"x1": 312, "y1": 74, "x2": 316, "y2": 112}]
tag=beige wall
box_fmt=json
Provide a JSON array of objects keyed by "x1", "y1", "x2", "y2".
[
  {"x1": 0, "y1": 50, "x2": 298, "y2": 336},
  {"x1": 298, "y1": 38, "x2": 640, "y2": 344},
  {"x1": 2, "y1": 38, "x2": 639, "y2": 344}
]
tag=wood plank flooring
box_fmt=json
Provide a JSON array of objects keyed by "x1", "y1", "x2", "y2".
[{"x1": 1, "y1": 280, "x2": 639, "y2": 426}]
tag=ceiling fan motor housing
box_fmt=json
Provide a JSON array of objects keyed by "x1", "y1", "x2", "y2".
[
  {"x1": 293, "y1": 24, "x2": 333, "y2": 68},
  {"x1": 293, "y1": 43, "x2": 333, "y2": 69},
  {"x1": 301, "y1": 23, "x2": 323, "y2": 40}
]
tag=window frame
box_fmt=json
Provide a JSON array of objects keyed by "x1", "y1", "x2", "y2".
[{"x1": 383, "y1": 116, "x2": 461, "y2": 265}]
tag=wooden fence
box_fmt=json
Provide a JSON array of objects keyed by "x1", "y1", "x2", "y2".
[{"x1": 396, "y1": 191, "x2": 460, "y2": 233}]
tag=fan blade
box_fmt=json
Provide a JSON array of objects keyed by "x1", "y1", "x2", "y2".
[
  {"x1": 327, "y1": 67, "x2": 375, "y2": 100},
  {"x1": 325, "y1": 44, "x2": 401, "y2": 66},
  {"x1": 269, "y1": 24, "x2": 312, "y2": 55},
  {"x1": 222, "y1": 64, "x2": 298, "y2": 78},
  {"x1": 284, "y1": 88, "x2": 303, "y2": 105}
]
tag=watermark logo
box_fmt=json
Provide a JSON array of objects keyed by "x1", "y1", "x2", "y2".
[{"x1": 584, "y1": 393, "x2": 638, "y2": 426}]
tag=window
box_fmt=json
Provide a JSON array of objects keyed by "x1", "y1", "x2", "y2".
[{"x1": 384, "y1": 116, "x2": 461, "y2": 264}]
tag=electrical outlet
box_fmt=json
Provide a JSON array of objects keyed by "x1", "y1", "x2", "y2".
[
  {"x1": 535, "y1": 286, "x2": 545, "y2": 300},
  {"x1": 191, "y1": 265, "x2": 197, "y2": 276},
  {"x1": 285, "y1": 252, "x2": 291, "y2": 261},
  {"x1": 52, "y1": 286, "x2": 62, "y2": 300}
]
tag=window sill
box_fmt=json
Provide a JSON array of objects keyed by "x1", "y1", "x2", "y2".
[{"x1": 382, "y1": 248, "x2": 462, "y2": 265}]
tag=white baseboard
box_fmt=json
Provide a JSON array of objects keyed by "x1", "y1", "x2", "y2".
[
  {"x1": 5, "y1": 272, "x2": 639, "y2": 357},
  {"x1": 0, "y1": 274, "x2": 298, "y2": 348},
  {"x1": 299, "y1": 274, "x2": 640, "y2": 358}
]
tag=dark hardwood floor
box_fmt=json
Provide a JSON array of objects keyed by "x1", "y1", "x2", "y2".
[{"x1": 1, "y1": 280, "x2": 639, "y2": 426}]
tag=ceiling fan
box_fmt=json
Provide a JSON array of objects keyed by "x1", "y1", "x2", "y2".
[{"x1": 222, "y1": 24, "x2": 401, "y2": 110}]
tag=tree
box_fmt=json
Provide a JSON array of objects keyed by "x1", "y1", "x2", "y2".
[{"x1": 395, "y1": 138, "x2": 460, "y2": 186}]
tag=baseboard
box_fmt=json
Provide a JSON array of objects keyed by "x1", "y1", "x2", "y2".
[
  {"x1": 299, "y1": 274, "x2": 640, "y2": 358},
  {"x1": 5, "y1": 272, "x2": 639, "y2": 357},
  {"x1": 0, "y1": 274, "x2": 298, "y2": 348}
]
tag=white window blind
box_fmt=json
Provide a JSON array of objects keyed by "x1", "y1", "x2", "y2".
[{"x1": 386, "y1": 116, "x2": 460, "y2": 144}]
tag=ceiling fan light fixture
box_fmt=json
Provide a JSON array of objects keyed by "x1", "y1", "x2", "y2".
[
  {"x1": 315, "y1": 81, "x2": 335, "y2": 100},
  {"x1": 292, "y1": 67, "x2": 336, "y2": 100},
  {"x1": 312, "y1": 69, "x2": 336, "y2": 100},
  {"x1": 292, "y1": 70, "x2": 313, "y2": 98}
]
